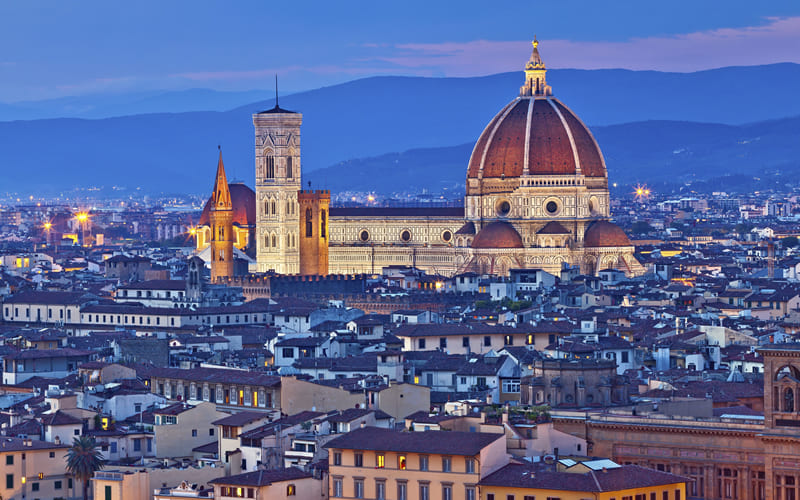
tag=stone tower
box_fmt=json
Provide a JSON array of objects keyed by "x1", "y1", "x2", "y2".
[
  {"x1": 298, "y1": 189, "x2": 330, "y2": 275},
  {"x1": 253, "y1": 103, "x2": 302, "y2": 274},
  {"x1": 209, "y1": 150, "x2": 234, "y2": 282},
  {"x1": 185, "y1": 256, "x2": 205, "y2": 303}
]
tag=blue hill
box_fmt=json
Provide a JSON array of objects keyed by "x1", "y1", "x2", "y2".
[{"x1": 1, "y1": 64, "x2": 799, "y2": 195}]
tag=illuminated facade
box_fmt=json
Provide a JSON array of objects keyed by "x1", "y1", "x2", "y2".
[{"x1": 197, "y1": 40, "x2": 644, "y2": 278}]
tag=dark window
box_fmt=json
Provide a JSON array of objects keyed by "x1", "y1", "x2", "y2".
[
  {"x1": 305, "y1": 209, "x2": 313, "y2": 237},
  {"x1": 418, "y1": 339, "x2": 426, "y2": 349},
  {"x1": 498, "y1": 201, "x2": 511, "y2": 216},
  {"x1": 320, "y1": 210, "x2": 327, "y2": 239},
  {"x1": 5, "y1": 474, "x2": 12, "y2": 489}
]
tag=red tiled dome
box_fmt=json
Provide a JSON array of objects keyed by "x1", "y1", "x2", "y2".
[
  {"x1": 471, "y1": 221, "x2": 524, "y2": 249},
  {"x1": 467, "y1": 97, "x2": 606, "y2": 180},
  {"x1": 199, "y1": 183, "x2": 256, "y2": 227},
  {"x1": 583, "y1": 221, "x2": 631, "y2": 247}
]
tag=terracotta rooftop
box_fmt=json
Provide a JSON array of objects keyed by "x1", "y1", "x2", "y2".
[
  {"x1": 324, "y1": 426, "x2": 502, "y2": 456},
  {"x1": 209, "y1": 467, "x2": 310, "y2": 486}
]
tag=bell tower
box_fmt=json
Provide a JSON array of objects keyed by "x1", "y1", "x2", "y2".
[
  {"x1": 253, "y1": 98, "x2": 302, "y2": 274},
  {"x1": 209, "y1": 149, "x2": 234, "y2": 282}
]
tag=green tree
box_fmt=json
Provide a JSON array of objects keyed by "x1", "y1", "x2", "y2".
[
  {"x1": 630, "y1": 221, "x2": 653, "y2": 234},
  {"x1": 734, "y1": 223, "x2": 753, "y2": 237},
  {"x1": 65, "y1": 436, "x2": 106, "y2": 500}
]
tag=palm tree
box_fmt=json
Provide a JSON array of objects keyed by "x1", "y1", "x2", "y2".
[{"x1": 65, "y1": 436, "x2": 106, "y2": 500}]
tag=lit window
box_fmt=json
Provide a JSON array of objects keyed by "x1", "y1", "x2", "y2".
[
  {"x1": 399, "y1": 455, "x2": 406, "y2": 470},
  {"x1": 287, "y1": 484, "x2": 296, "y2": 496},
  {"x1": 377, "y1": 454, "x2": 385, "y2": 468}
]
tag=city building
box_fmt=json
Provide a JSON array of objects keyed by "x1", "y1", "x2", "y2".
[
  {"x1": 325, "y1": 426, "x2": 508, "y2": 500},
  {"x1": 194, "y1": 40, "x2": 644, "y2": 278}
]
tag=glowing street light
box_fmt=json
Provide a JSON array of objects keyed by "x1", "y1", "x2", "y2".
[
  {"x1": 633, "y1": 184, "x2": 652, "y2": 202},
  {"x1": 43, "y1": 221, "x2": 52, "y2": 246},
  {"x1": 74, "y1": 211, "x2": 91, "y2": 246}
]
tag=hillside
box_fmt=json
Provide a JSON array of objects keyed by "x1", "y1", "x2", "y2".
[
  {"x1": 1, "y1": 64, "x2": 799, "y2": 195},
  {"x1": 306, "y1": 116, "x2": 800, "y2": 194}
]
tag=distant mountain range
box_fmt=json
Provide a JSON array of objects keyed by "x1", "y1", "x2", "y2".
[
  {"x1": 1, "y1": 63, "x2": 799, "y2": 195},
  {"x1": 0, "y1": 89, "x2": 271, "y2": 121},
  {"x1": 306, "y1": 115, "x2": 800, "y2": 194}
]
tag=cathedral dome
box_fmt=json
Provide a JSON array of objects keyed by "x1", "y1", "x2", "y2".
[
  {"x1": 466, "y1": 40, "x2": 606, "y2": 181},
  {"x1": 471, "y1": 221, "x2": 524, "y2": 249},
  {"x1": 583, "y1": 220, "x2": 631, "y2": 247},
  {"x1": 199, "y1": 182, "x2": 256, "y2": 227}
]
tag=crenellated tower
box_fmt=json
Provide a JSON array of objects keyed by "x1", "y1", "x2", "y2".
[
  {"x1": 253, "y1": 102, "x2": 302, "y2": 274},
  {"x1": 209, "y1": 149, "x2": 234, "y2": 282}
]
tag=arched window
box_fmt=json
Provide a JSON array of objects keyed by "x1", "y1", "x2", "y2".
[
  {"x1": 271, "y1": 234, "x2": 277, "y2": 248},
  {"x1": 271, "y1": 201, "x2": 277, "y2": 215},
  {"x1": 265, "y1": 156, "x2": 275, "y2": 178},
  {"x1": 320, "y1": 210, "x2": 327, "y2": 239},
  {"x1": 264, "y1": 201, "x2": 269, "y2": 215},
  {"x1": 286, "y1": 156, "x2": 293, "y2": 178},
  {"x1": 218, "y1": 226, "x2": 224, "y2": 240},
  {"x1": 306, "y1": 208, "x2": 313, "y2": 237}
]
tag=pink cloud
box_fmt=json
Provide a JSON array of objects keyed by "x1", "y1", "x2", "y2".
[{"x1": 374, "y1": 16, "x2": 800, "y2": 74}]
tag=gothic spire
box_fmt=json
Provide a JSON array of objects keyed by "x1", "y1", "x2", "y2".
[{"x1": 212, "y1": 146, "x2": 232, "y2": 211}]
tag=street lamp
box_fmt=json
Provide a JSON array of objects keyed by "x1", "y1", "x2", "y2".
[
  {"x1": 75, "y1": 211, "x2": 90, "y2": 246},
  {"x1": 43, "y1": 222, "x2": 52, "y2": 246}
]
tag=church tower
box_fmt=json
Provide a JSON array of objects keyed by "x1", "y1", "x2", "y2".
[
  {"x1": 253, "y1": 101, "x2": 302, "y2": 274},
  {"x1": 209, "y1": 149, "x2": 234, "y2": 282},
  {"x1": 298, "y1": 189, "x2": 330, "y2": 275}
]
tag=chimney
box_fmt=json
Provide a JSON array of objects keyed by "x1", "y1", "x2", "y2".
[
  {"x1": 54, "y1": 436, "x2": 61, "y2": 445},
  {"x1": 360, "y1": 421, "x2": 366, "y2": 429}
]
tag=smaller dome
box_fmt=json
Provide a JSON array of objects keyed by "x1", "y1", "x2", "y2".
[
  {"x1": 199, "y1": 183, "x2": 256, "y2": 227},
  {"x1": 471, "y1": 221, "x2": 524, "y2": 249},
  {"x1": 584, "y1": 221, "x2": 631, "y2": 247}
]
